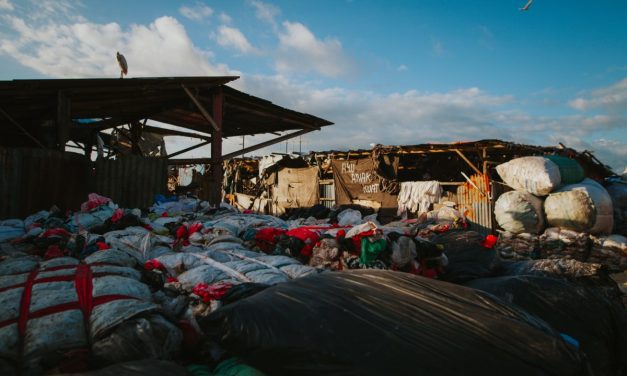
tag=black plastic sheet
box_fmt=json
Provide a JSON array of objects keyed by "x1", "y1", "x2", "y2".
[
  {"x1": 199, "y1": 270, "x2": 585, "y2": 376},
  {"x1": 465, "y1": 275, "x2": 627, "y2": 376}
]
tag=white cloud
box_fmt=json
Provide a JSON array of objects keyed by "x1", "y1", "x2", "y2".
[
  {"x1": 397, "y1": 64, "x2": 408, "y2": 72},
  {"x1": 248, "y1": 0, "x2": 280, "y2": 28},
  {"x1": 214, "y1": 26, "x2": 259, "y2": 55},
  {"x1": 219, "y1": 12, "x2": 232, "y2": 24},
  {"x1": 0, "y1": 13, "x2": 233, "y2": 77},
  {"x1": 0, "y1": 0, "x2": 14, "y2": 11},
  {"x1": 569, "y1": 77, "x2": 627, "y2": 113},
  {"x1": 275, "y1": 21, "x2": 353, "y2": 78},
  {"x1": 179, "y1": 2, "x2": 213, "y2": 22}
]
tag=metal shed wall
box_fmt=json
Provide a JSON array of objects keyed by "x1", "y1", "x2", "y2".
[
  {"x1": 457, "y1": 173, "x2": 495, "y2": 236},
  {"x1": 94, "y1": 156, "x2": 168, "y2": 209},
  {"x1": 0, "y1": 148, "x2": 90, "y2": 218}
]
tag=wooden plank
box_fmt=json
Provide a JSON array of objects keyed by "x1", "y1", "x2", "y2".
[
  {"x1": 454, "y1": 148, "x2": 482, "y2": 176},
  {"x1": 165, "y1": 140, "x2": 211, "y2": 159},
  {"x1": 210, "y1": 90, "x2": 224, "y2": 205},
  {"x1": 182, "y1": 85, "x2": 220, "y2": 132},
  {"x1": 222, "y1": 129, "x2": 314, "y2": 160},
  {"x1": 142, "y1": 125, "x2": 211, "y2": 140}
]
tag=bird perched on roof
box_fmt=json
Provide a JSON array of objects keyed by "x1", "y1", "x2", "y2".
[
  {"x1": 116, "y1": 51, "x2": 128, "y2": 79},
  {"x1": 519, "y1": 0, "x2": 533, "y2": 11}
]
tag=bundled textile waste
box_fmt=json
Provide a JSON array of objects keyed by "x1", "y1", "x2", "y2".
[
  {"x1": 493, "y1": 156, "x2": 626, "y2": 271},
  {"x1": 1, "y1": 191, "x2": 626, "y2": 375}
]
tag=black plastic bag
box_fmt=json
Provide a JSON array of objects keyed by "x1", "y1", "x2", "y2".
[
  {"x1": 465, "y1": 275, "x2": 627, "y2": 376},
  {"x1": 199, "y1": 270, "x2": 585, "y2": 376},
  {"x1": 431, "y1": 230, "x2": 500, "y2": 283}
]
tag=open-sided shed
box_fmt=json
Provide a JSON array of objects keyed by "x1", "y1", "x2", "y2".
[{"x1": 0, "y1": 76, "x2": 332, "y2": 216}]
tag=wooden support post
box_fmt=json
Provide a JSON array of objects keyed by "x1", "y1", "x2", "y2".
[
  {"x1": 454, "y1": 148, "x2": 482, "y2": 176},
  {"x1": 210, "y1": 89, "x2": 224, "y2": 206},
  {"x1": 56, "y1": 90, "x2": 71, "y2": 151}
]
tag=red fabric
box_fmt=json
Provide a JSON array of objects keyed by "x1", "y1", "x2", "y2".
[
  {"x1": 42, "y1": 228, "x2": 71, "y2": 238},
  {"x1": 110, "y1": 208, "x2": 124, "y2": 223},
  {"x1": 44, "y1": 245, "x2": 66, "y2": 260},
  {"x1": 18, "y1": 270, "x2": 39, "y2": 338},
  {"x1": 161, "y1": 212, "x2": 169, "y2": 217},
  {"x1": 166, "y1": 277, "x2": 179, "y2": 283},
  {"x1": 96, "y1": 242, "x2": 110, "y2": 250},
  {"x1": 175, "y1": 225, "x2": 188, "y2": 240},
  {"x1": 481, "y1": 235, "x2": 498, "y2": 249},
  {"x1": 74, "y1": 265, "x2": 94, "y2": 329},
  {"x1": 192, "y1": 282, "x2": 233, "y2": 303},
  {"x1": 144, "y1": 259, "x2": 165, "y2": 271},
  {"x1": 0, "y1": 272, "x2": 122, "y2": 293},
  {"x1": 80, "y1": 193, "x2": 111, "y2": 212},
  {"x1": 143, "y1": 224, "x2": 154, "y2": 231},
  {"x1": 188, "y1": 223, "x2": 203, "y2": 235},
  {"x1": 255, "y1": 228, "x2": 287, "y2": 253},
  {"x1": 0, "y1": 294, "x2": 140, "y2": 330},
  {"x1": 286, "y1": 228, "x2": 321, "y2": 257}
]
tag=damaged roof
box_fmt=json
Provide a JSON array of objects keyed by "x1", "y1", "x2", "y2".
[{"x1": 0, "y1": 76, "x2": 333, "y2": 147}]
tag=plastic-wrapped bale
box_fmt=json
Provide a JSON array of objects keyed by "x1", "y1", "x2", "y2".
[
  {"x1": 103, "y1": 228, "x2": 174, "y2": 263},
  {"x1": 0, "y1": 219, "x2": 25, "y2": 243},
  {"x1": 202, "y1": 213, "x2": 288, "y2": 237},
  {"x1": 152, "y1": 242, "x2": 317, "y2": 290},
  {"x1": 0, "y1": 252, "x2": 182, "y2": 375},
  {"x1": 544, "y1": 155, "x2": 585, "y2": 185},
  {"x1": 199, "y1": 270, "x2": 585, "y2": 376},
  {"x1": 465, "y1": 275, "x2": 627, "y2": 376},
  {"x1": 431, "y1": 230, "x2": 500, "y2": 283},
  {"x1": 496, "y1": 156, "x2": 561, "y2": 196},
  {"x1": 494, "y1": 191, "x2": 545, "y2": 234},
  {"x1": 496, "y1": 231, "x2": 541, "y2": 260},
  {"x1": 588, "y1": 234, "x2": 627, "y2": 272},
  {"x1": 544, "y1": 178, "x2": 614, "y2": 234}
]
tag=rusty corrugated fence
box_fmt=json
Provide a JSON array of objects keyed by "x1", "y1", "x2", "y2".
[
  {"x1": 457, "y1": 173, "x2": 496, "y2": 236},
  {"x1": 0, "y1": 148, "x2": 90, "y2": 218},
  {"x1": 94, "y1": 156, "x2": 168, "y2": 209}
]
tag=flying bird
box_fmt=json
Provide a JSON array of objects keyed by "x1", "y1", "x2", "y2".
[
  {"x1": 116, "y1": 51, "x2": 128, "y2": 79},
  {"x1": 519, "y1": 0, "x2": 533, "y2": 11}
]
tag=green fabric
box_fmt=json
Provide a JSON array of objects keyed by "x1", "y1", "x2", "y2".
[
  {"x1": 187, "y1": 364, "x2": 213, "y2": 376},
  {"x1": 545, "y1": 155, "x2": 584, "y2": 185},
  {"x1": 360, "y1": 238, "x2": 387, "y2": 265},
  {"x1": 211, "y1": 357, "x2": 266, "y2": 376}
]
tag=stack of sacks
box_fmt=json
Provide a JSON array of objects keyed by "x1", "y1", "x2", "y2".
[
  {"x1": 494, "y1": 156, "x2": 561, "y2": 236},
  {"x1": 496, "y1": 156, "x2": 615, "y2": 238},
  {"x1": 544, "y1": 178, "x2": 614, "y2": 235}
]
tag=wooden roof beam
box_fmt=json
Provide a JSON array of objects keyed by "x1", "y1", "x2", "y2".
[{"x1": 182, "y1": 84, "x2": 220, "y2": 132}]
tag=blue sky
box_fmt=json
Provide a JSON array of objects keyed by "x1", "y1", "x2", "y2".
[{"x1": 0, "y1": 0, "x2": 625, "y2": 171}]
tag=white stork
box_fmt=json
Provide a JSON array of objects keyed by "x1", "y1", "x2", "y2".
[
  {"x1": 520, "y1": 0, "x2": 533, "y2": 11},
  {"x1": 116, "y1": 52, "x2": 128, "y2": 79}
]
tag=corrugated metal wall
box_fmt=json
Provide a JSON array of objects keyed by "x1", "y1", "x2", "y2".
[
  {"x1": 457, "y1": 174, "x2": 494, "y2": 236},
  {"x1": 0, "y1": 148, "x2": 90, "y2": 218},
  {"x1": 319, "y1": 179, "x2": 335, "y2": 208},
  {"x1": 94, "y1": 156, "x2": 168, "y2": 209}
]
